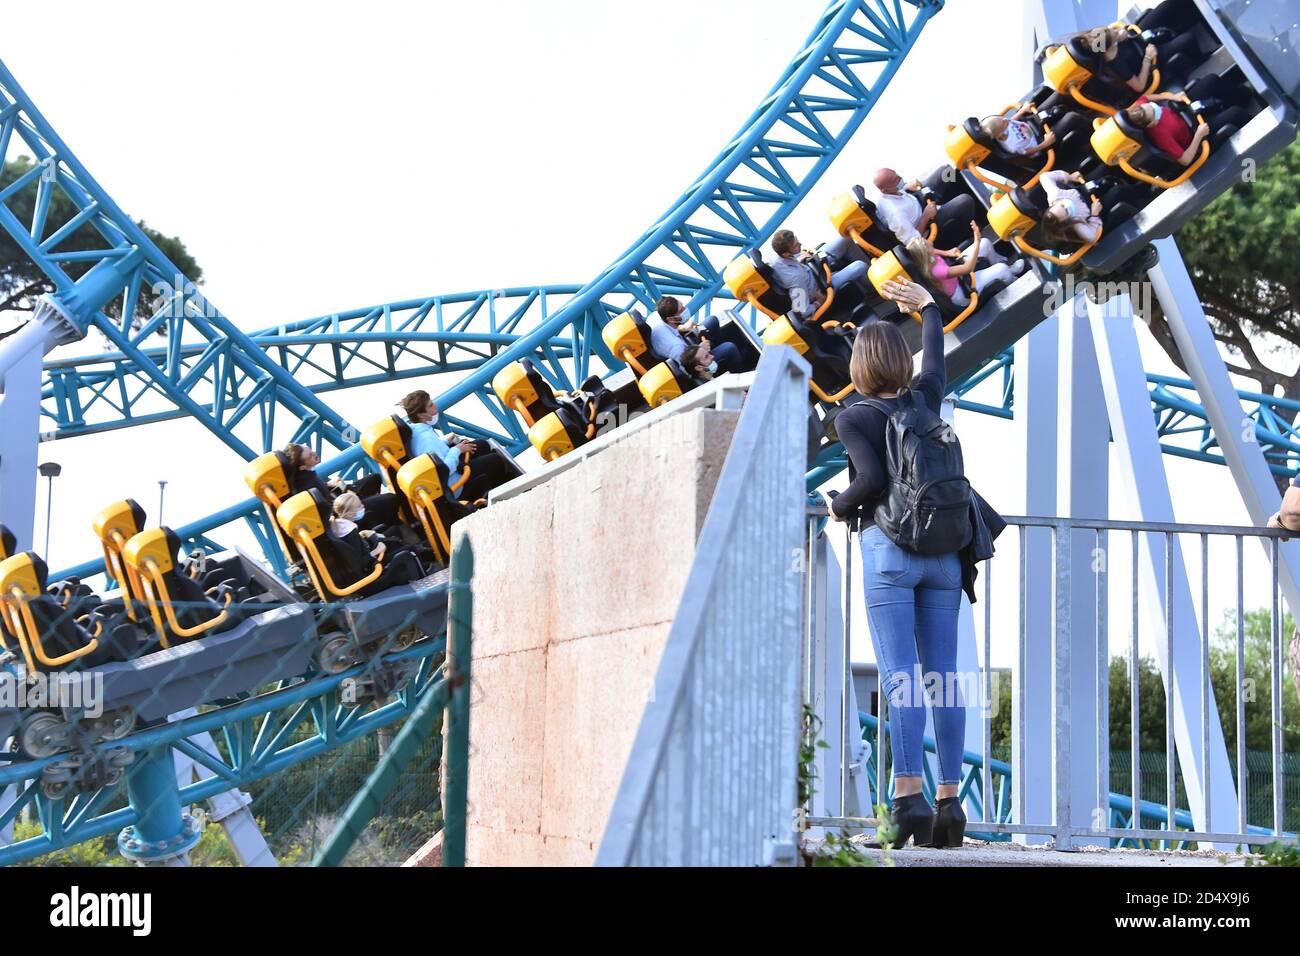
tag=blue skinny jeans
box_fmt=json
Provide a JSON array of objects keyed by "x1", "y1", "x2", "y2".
[{"x1": 860, "y1": 524, "x2": 965, "y2": 785}]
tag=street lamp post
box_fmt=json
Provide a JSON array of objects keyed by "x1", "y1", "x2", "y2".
[
  {"x1": 37, "y1": 462, "x2": 61, "y2": 562},
  {"x1": 158, "y1": 480, "x2": 168, "y2": 526}
]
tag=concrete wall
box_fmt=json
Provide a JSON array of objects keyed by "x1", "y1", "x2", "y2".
[{"x1": 452, "y1": 407, "x2": 739, "y2": 866}]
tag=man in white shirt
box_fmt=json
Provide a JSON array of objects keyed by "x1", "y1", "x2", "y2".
[{"x1": 872, "y1": 167, "x2": 981, "y2": 249}]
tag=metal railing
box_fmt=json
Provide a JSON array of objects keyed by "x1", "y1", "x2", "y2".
[
  {"x1": 596, "y1": 347, "x2": 810, "y2": 866},
  {"x1": 805, "y1": 510, "x2": 1299, "y2": 851}
]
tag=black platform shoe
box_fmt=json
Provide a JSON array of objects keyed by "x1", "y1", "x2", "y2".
[
  {"x1": 928, "y1": 796, "x2": 967, "y2": 848},
  {"x1": 888, "y1": 792, "x2": 934, "y2": 847}
]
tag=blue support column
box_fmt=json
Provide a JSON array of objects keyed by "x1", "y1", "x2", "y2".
[
  {"x1": 1013, "y1": 314, "x2": 1058, "y2": 844},
  {"x1": 118, "y1": 747, "x2": 200, "y2": 866},
  {"x1": 1055, "y1": 295, "x2": 1110, "y2": 848},
  {"x1": 1089, "y1": 290, "x2": 1243, "y2": 849}
]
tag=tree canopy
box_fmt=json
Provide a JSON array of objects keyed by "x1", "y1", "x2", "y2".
[
  {"x1": 1148, "y1": 139, "x2": 1300, "y2": 400},
  {"x1": 0, "y1": 155, "x2": 202, "y2": 319}
]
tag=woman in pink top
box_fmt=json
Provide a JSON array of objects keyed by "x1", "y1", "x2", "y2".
[{"x1": 905, "y1": 221, "x2": 1025, "y2": 307}]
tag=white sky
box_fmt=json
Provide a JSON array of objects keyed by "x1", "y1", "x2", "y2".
[{"x1": 2, "y1": 0, "x2": 1289, "y2": 665}]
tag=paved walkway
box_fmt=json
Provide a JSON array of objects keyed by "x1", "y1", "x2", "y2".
[{"x1": 811, "y1": 836, "x2": 1255, "y2": 867}]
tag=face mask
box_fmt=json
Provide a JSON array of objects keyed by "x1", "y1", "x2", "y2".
[
  {"x1": 428, "y1": 412, "x2": 440, "y2": 426},
  {"x1": 1149, "y1": 103, "x2": 1163, "y2": 124},
  {"x1": 707, "y1": 361, "x2": 719, "y2": 374},
  {"x1": 352, "y1": 507, "x2": 365, "y2": 522}
]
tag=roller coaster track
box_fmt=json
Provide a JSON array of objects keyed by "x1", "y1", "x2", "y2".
[
  {"x1": 5, "y1": 0, "x2": 945, "y2": 463},
  {"x1": 1, "y1": 0, "x2": 948, "y2": 865}
]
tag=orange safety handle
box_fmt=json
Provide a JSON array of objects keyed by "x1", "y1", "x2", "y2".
[
  {"x1": 912, "y1": 292, "x2": 981, "y2": 334},
  {"x1": 809, "y1": 262, "x2": 837, "y2": 325},
  {"x1": 413, "y1": 488, "x2": 452, "y2": 563},
  {"x1": 848, "y1": 227, "x2": 885, "y2": 260},
  {"x1": 7, "y1": 587, "x2": 100, "y2": 669},
  {"x1": 141, "y1": 563, "x2": 232, "y2": 647},
  {"x1": 744, "y1": 291, "x2": 782, "y2": 323},
  {"x1": 293, "y1": 530, "x2": 384, "y2": 599},
  {"x1": 618, "y1": 346, "x2": 648, "y2": 378},
  {"x1": 508, "y1": 394, "x2": 536, "y2": 428}
]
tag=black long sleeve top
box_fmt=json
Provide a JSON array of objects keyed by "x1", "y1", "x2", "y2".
[
  {"x1": 290, "y1": 467, "x2": 335, "y2": 502},
  {"x1": 830, "y1": 303, "x2": 946, "y2": 522}
]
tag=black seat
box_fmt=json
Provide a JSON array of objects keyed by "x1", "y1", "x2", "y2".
[
  {"x1": 0, "y1": 551, "x2": 142, "y2": 672},
  {"x1": 276, "y1": 489, "x2": 423, "y2": 601},
  {"x1": 396, "y1": 453, "x2": 479, "y2": 564},
  {"x1": 492, "y1": 357, "x2": 562, "y2": 429},
  {"x1": 121, "y1": 527, "x2": 243, "y2": 650}
]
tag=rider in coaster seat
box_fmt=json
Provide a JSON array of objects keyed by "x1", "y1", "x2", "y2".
[
  {"x1": 649, "y1": 296, "x2": 745, "y2": 376},
  {"x1": 987, "y1": 170, "x2": 1147, "y2": 267},
  {"x1": 0, "y1": 552, "x2": 141, "y2": 672},
  {"x1": 399, "y1": 390, "x2": 515, "y2": 503},
  {"x1": 724, "y1": 248, "x2": 794, "y2": 323},
  {"x1": 875, "y1": 227, "x2": 1024, "y2": 334},
  {"x1": 1094, "y1": 75, "x2": 1254, "y2": 188},
  {"x1": 768, "y1": 229, "x2": 870, "y2": 326},
  {"x1": 278, "y1": 489, "x2": 424, "y2": 602},
  {"x1": 828, "y1": 186, "x2": 900, "y2": 259},
  {"x1": 283, "y1": 441, "x2": 401, "y2": 531},
  {"x1": 1040, "y1": 7, "x2": 1209, "y2": 116}
]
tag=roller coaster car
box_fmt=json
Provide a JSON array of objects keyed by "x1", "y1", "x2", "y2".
[
  {"x1": 987, "y1": 185, "x2": 1098, "y2": 268},
  {"x1": 762, "y1": 312, "x2": 855, "y2": 406},
  {"x1": 0, "y1": 547, "x2": 318, "y2": 767},
  {"x1": 396, "y1": 453, "x2": 477, "y2": 565},
  {"x1": 868, "y1": 243, "x2": 1017, "y2": 335},
  {"x1": 122, "y1": 527, "x2": 247, "y2": 651},
  {"x1": 945, "y1": 114, "x2": 1058, "y2": 191},
  {"x1": 492, "y1": 357, "x2": 561, "y2": 429},
  {"x1": 526, "y1": 371, "x2": 634, "y2": 462},
  {"x1": 602, "y1": 309, "x2": 667, "y2": 379},
  {"x1": 829, "y1": 186, "x2": 907, "y2": 259},
  {"x1": 1089, "y1": 95, "x2": 1226, "y2": 189},
  {"x1": 276, "y1": 489, "x2": 445, "y2": 675},
  {"x1": 636, "y1": 309, "x2": 763, "y2": 409},
  {"x1": 1043, "y1": 28, "x2": 1162, "y2": 116},
  {"x1": 723, "y1": 246, "x2": 870, "y2": 330}
]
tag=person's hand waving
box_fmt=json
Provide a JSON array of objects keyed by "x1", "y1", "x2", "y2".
[{"x1": 881, "y1": 278, "x2": 935, "y2": 313}]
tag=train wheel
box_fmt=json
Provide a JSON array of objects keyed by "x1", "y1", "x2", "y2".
[
  {"x1": 316, "y1": 633, "x2": 353, "y2": 674},
  {"x1": 95, "y1": 708, "x2": 137, "y2": 742},
  {"x1": 20, "y1": 712, "x2": 69, "y2": 759}
]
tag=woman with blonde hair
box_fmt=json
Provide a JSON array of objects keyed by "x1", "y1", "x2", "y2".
[
  {"x1": 326, "y1": 491, "x2": 424, "y2": 597},
  {"x1": 826, "y1": 278, "x2": 972, "y2": 848},
  {"x1": 904, "y1": 220, "x2": 1025, "y2": 309}
]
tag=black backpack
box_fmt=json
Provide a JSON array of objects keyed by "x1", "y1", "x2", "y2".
[{"x1": 859, "y1": 392, "x2": 972, "y2": 555}]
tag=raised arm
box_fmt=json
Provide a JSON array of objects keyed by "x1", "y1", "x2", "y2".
[
  {"x1": 918, "y1": 301, "x2": 945, "y2": 390},
  {"x1": 880, "y1": 278, "x2": 945, "y2": 393}
]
